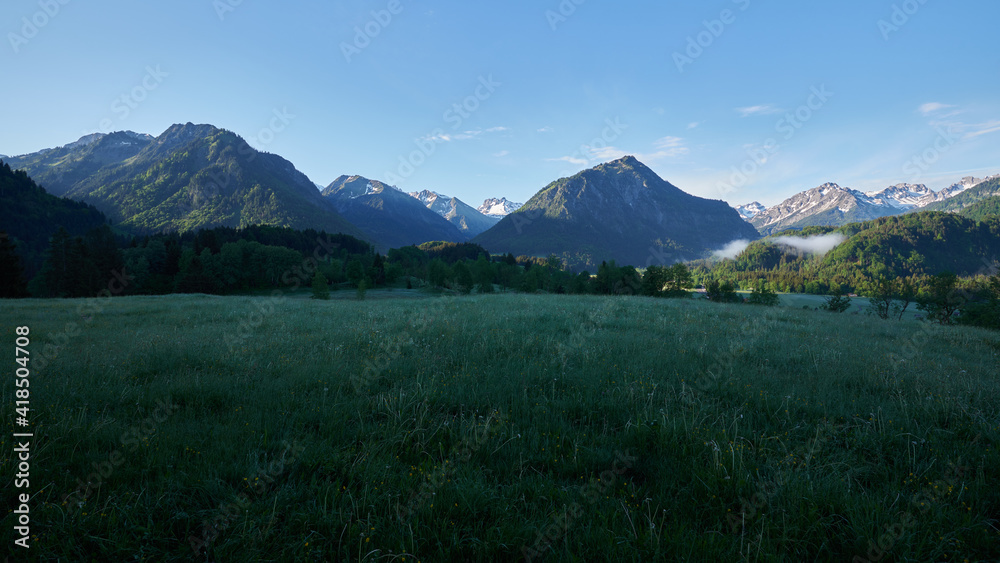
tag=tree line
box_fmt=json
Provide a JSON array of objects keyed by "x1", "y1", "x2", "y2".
[{"x1": 3, "y1": 215, "x2": 997, "y2": 331}]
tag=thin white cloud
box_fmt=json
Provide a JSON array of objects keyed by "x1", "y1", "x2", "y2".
[
  {"x1": 589, "y1": 146, "x2": 628, "y2": 161},
  {"x1": 737, "y1": 105, "x2": 782, "y2": 117},
  {"x1": 537, "y1": 126, "x2": 553, "y2": 133},
  {"x1": 648, "y1": 136, "x2": 689, "y2": 158},
  {"x1": 962, "y1": 120, "x2": 1000, "y2": 139},
  {"x1": 929, "y1": 118, "x2": 1000, "y2": 140},
  {"x1": 653, "y1": 107, "x2": 665, "y2": 116},
  {"x1": 549, "y1": 136, "x2": 690, "y2": 169},
  {"x1": 919, "y1": 102, "x2": 955, "y2": 116},
  {"x1": 687, "y1": 122, "x2": 700, "y2": 130},
  {"x1": 423, "y1": 132, "x2": 452, "y2": 143},
  {"x1": 546, "y1": 155, "x2": 588, "y2": 166},
  {"x1": 427, "y1": 127, "x2": 508, "y2": 142},
  {"x1": 493, "y1": 150, "x2": 510, "y2": 157}
]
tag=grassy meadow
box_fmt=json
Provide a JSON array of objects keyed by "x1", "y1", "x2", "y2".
[{"x1": 2, "y1": 292, "x2": 999, "y2": 561}]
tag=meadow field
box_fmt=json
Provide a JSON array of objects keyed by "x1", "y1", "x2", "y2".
[{"x1": 1, "y1": 292, "x2": 998, "y2": 561}]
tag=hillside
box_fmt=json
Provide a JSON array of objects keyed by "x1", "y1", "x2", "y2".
[
  {"x1": 473, "y1": 156, "x2": 759, "y2": 270},
  {"x1": 702, "y1": 211, "x2": 1000, "y2": 292},
  {"x1": 923, "y1": 176, "x2": 1000, "y2": 214},
  {"x1": 0, "y1": 161, "x2": 110, "y2": 277},
  {"x1": 4, "y1": 131, "x2": 154, "y2": 196},
  {"x1": 960, "y1": 196, "x2": 1000, "y2": 222},
  {"x1": 7, "y1": 124, "x2": 367, "y2": 239}
]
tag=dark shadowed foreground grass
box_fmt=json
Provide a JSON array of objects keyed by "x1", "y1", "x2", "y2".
[{"x1": 1, "y1": 294, "x2": 998, "y2": 561}]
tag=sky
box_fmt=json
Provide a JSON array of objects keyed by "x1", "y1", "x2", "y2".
[{"x1": 2, "y1": 0, "x2": 999, "y2": 208}]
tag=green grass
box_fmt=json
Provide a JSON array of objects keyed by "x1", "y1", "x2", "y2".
[{"x1": 2, "y1": 294, "x2": 998, "y2": 561}]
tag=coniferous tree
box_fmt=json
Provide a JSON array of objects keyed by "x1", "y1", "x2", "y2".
[
  {"x1": 0, "y1": 234, "x2": 29, "y2": 298},
  {"x1": 84, "y1": 224, "x2": 124, "y2": 283},
  {"x1": 311, "y1": 271, "x2": 330, "y2": 300},
  {"x1": 665, "y1": 263, "x2": 694, "y2": 297},
  {"x1": 29, "y1": 227, "x2": 73, "y2": 297},
  {"x1": 641, "y1": 265, "x2": 668, "y2": 297},
  {"x1": 452, "y1": 261, "x2": 473, "y2": 294},
  {"x1": 370, "y1": 254, "x2": 386, "y2": 287},
  {"x1": 346, "y1": 258, "x2": 365, "y2": 287}
]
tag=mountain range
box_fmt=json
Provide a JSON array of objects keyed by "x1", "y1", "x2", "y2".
[
  {"x1": 473, "y1": 156, "x2": 759, "y2": 270},
  {"x1": 407, "y1": 189, "x2": 502, "y2": 237},
  {"x1": 4, "y1": 124, "x2": 366, "y2": 239},
  {"x1": 5, "y1": 125, "x2": 996, "y2": 269},
  {"x1": 321, "y1": 176, "x2": 467, "y2": 249},
  {"x1": 738, "y1": 176, "x2": 996, "y2": 235}
]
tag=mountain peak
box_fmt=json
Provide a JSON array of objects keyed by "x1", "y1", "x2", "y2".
[
  {"x1": 158, "y1": 122, "x2": 224, "y2": 142},
  {"x1": 474, "y1": 157, "x2": 759, "y2": 269},
  {"x1": 601, "y1": 155, "x2": 653, "y2": 175},
  {"x1": 735, "y1": 202, "x2": 766, "y2": 220},
  {"x1": 478, "y1": 197, "x2": 522, "y2": 217},
  {"x1": 612, "y1": 155, "x2": 641, "y2": 165}
]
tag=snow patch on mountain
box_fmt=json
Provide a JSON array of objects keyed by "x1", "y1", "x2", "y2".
[
  {"x1": 478, "y1": 197, "x2": 522, "y2": 217},
  {"x1": 746, "y1": 174, "x2": 997, "y2": 235},
  {"x1": 735, "y1": 202, "x2": 766, "y2": 220}
]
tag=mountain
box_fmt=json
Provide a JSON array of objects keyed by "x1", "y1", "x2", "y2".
[
  {"x1": 748, "y1": 183, "x2": 909, "y2": 235},
  {"x1": 5, "y1": 131, "x2": 155, "y2": 196},
  {"x1": 6, "y1": 124, "x2": 366, "y2": 239},
  {"x1": 478, "y1": 197, "x2": 522, "y2": 217},
  {"x1": 922, "y1": 175, "x2": 1000, "y2": 214},
  {"x1": 322, "y1": 176, "x2": 467, "y2": 249},
  {"x1": 408, "y1": 190, "x2": 499, "y2": 237},
  {"x1": 472, "y1": 156, "x2": 760, "y2": 270},
  {"x1": 736, "y1": 202, "x2": 766, "y2": 220},
  {"x1": 744, "y1": 176, "x2": 995, "y2": 235}
]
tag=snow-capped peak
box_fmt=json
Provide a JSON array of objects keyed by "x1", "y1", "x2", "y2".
[
  {"x1": 478, "y1": 197, "x2": 522, "y2": 217},
  {"x1": 735, "y1": 202, "x2": 766, "y2": 220}
]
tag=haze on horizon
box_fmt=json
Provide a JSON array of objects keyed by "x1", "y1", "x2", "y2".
[{"x1": 2, "y1": 0, "x2": 998, "y2": 208}]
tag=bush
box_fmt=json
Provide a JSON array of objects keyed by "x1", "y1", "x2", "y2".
[
  {"x1": 821, "y1": 293, "x2": 851, "y2": 313},
  {"x1": 956, "y1": 274, "x2": 1000, "y2": 330},
  {"x1": 706, "y1": 280, "x2": 741, "y2": 303},
  {"x1": 311, "y1": 271, "x2": 330, "y2": 300},
  {"x1": 747, "y1": 280, "x2": 779, "y2": 306}
]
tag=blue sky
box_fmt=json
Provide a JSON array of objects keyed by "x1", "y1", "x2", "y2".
[{"x1": 2, "y1": 0, "x2": 998, "y2": 208}]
